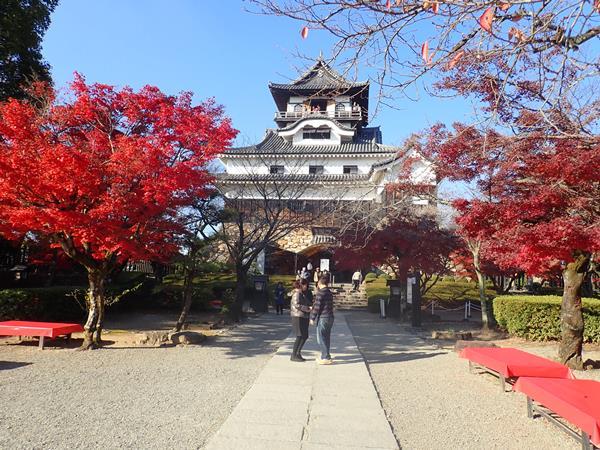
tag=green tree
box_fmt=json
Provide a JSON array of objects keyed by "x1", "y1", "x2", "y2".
[{"x1": 0, "y1": 0, "x2": 58, "y2": 101}]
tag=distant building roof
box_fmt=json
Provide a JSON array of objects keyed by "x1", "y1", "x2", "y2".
[{"x1": 223, "y1": 128, "x2": 393, "y2": 157}]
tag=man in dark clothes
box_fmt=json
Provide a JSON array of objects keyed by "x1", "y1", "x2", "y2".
[{"x1": 310, "y1": 273, "x2": 334, "y2": 364}]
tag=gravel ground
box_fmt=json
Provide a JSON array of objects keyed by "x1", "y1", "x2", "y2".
[
  {"x1": 0, "y1": 313, "x2": 291, "y2": 449},
  {"x1": 346, "y1": 312, "x2": 600, "y2": 450}
]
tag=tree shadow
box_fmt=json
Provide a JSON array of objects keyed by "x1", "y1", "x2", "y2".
[
  {"x1": 346, "y1": 311, "x2": 448, "y2": 366},
  {"x1": 3, "y1": 338, "x2": 116, "y2": 350},
  {"x1": 200, "y1": 314, "x2": 292, "y2": 359},
  {"x1": 0, "y1": 361, "x2": 32, "y2": 370}
]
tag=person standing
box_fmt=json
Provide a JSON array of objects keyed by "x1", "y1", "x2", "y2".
[
  {"x1": 313, "y1": 267, "x2": 321, "y2": 286},
  {"x1": 306, "y1": 261, "x2": 313, "y2": 274},
  {"x1": 301, "y1": 266, "x2": 310, "y2": 282},
  {"x1": 290, "y1": 279, "x2": 311, "y2": 362},
  {"x1": 274, "y1": 281, "x2": 285, "y2": 315},
  {"x1": 352, "y1": 270, "x2": 362, "y2": 292},
  {"x1": 310, "y1": 274, "x2": 334, "y2": 364}
]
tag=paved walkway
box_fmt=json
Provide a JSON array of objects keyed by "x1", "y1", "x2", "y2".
[{"x1": 204, "y1": 314, "x2": 399, "y2": 450}]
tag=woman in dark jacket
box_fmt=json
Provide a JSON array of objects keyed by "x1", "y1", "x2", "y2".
[{"x1": 290, "y1": 279, "x2": 311, "y2": 362}]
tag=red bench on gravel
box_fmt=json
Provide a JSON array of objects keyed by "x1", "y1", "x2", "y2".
[
  {"x1": 459, "y1": 347, "x2": 574, "y2": 391},
  {"x1": 513, "y1": 377, "x2": 600, "y2": 450},
  {"x1": 0, "y1": 321, "x2": 84, "y2": 349}
]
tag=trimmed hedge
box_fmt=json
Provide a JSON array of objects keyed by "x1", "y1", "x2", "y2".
[
  {"x1": 493, "y1": 295, "x2": 600, "y2": 344},
  {"x1": 0, "y1": 287, "x2": 86, "y2": 322},
  {"x1": 365, "y1": 278, "x2": 388, "y2": 313},
  {"x1": 364, "y1": 272, "x2": 377, "y2": 283}
]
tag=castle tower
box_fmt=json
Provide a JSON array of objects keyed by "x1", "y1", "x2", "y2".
[{"x1": 218, "y1": 58, "x2": 435, "y2": 276}]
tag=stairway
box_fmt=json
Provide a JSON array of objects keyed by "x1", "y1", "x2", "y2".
[{"x1": 330, "y1": 283, "x2": 368, "y2": 310}]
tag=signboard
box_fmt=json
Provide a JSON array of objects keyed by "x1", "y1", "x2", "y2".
[
  {"x1": 406, "y1": 277, "x2": 416, "y2": 304},
  {"x1": 320, "y1": 258, "x2": 330, "y2": 271}
]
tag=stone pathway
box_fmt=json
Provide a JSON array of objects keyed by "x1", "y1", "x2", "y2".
[{"x1": 204, "y1": 314, "x2": 399, "y2": 450}]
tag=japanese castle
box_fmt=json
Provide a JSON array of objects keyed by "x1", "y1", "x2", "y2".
[{"x1": 219, "y1": 57, "x2": 434, "y2": 275}]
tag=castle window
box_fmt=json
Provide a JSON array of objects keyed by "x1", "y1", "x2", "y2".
[
  {"x1": 343, "y1": 165, "x2": 358, "y2": 174},
  {"x1": 270, "y1": 165, "x2": 284, "y2": 174},
  {"x1": 309, "y1": 165, "x2": 324, "y2": 175},
  {"x1": 303, "y1": 125, "x2": 331, "y2": 140}
]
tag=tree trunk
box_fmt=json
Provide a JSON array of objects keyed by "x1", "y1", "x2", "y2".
[
  {"x1": 81, "y1": 270, "x2": 106, "y2": 350},
  {"x1": 475, "y1": 269, "x2": 492, "y2": 330},
  {"x1": 468, "y1": 239, "x2": 493, "y2": 330},
  {"x1": 558, "y1": 252, "x2": 590, "y2": 370},
  {"x1": 174, "y1": 261, "x2": 195, "y2": 332},
  {"x1": 232, "y1": 265, "x2": 246, "y2": 322}
]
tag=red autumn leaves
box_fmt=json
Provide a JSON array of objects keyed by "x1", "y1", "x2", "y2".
[{"x1": 0, "y1": 76, "x2": 237, "y2": 265}]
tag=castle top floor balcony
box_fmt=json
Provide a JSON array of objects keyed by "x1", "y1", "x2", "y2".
[{"x1": 274, "y1": 109, "x2": 362, "y2": 122}]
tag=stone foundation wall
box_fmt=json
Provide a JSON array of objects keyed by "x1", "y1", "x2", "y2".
[{"x1": 276, "y1": 228, "x2": 313, "y2": 253}]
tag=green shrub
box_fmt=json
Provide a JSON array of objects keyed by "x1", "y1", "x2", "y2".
[
  {"x1": 365, "y1": 278, "x2": 388, "y2": 313},
  {"x1": 0, "y1": 287, "x2": 86, "y2": 321},
  {"x1": 377, "y1": 273, "x2": 391, "y2": 280},
  {"x1": 364, "y1": 272, "x2": 377, "y2": 283},
  {"x1": 493, "y1": 295, "x2": 600, "y2": 343}
]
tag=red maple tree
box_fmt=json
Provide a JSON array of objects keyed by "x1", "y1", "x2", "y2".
[
  {"x1": 0, "y1": 76, "x2": 237, "y2": 349},
  {"x1": 417, "y1": 116, "x2": 599, "y2": 367},
  {"x1": 449, "y1": 243, "x2": 522, "y2": 295},
  {"x1": 336, "y1": 216, "x2": 457, "y2": 295}
]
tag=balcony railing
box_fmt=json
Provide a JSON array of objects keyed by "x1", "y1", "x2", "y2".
[{"x1": 274, "y1": 110, "x2": 362, "y2": 121}]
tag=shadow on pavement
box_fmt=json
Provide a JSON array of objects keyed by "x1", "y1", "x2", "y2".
[
  {"x1": 0, "y1": 361, "x2": 32, "y2": 370},
  {"x1": 203, "y1": 313, "x2": 291, "y2": 359},
  {"x1": 346, "y1": 311, "x2": 447, "y2": 365}
]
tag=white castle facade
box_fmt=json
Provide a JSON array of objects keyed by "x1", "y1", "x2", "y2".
[{"x1": 218, "y1": 58, "x2": 435, "y2": 275}]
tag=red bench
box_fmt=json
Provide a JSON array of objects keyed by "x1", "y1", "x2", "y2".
[
  {"x1": 0, "y1": 321, "x2": 84, "y2": 349},
  {"x1": 513, "y1": 377, "x2": 600, "y2": 450},
  {"x1": 459, "y1": 347, "x2": 573, "y2": 391}
]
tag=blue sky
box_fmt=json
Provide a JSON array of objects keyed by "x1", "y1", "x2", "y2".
[{"x1": 42, "y1": 0, "x2": 473, "y2": 147}]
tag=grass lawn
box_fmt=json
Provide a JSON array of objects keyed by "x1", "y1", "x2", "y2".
[
  {"x1": 364, "y1": 276, "x2": 496, "y2": 312},
  {"x1": 423, "y1": 278, "x2": 496, "y2": 304},
  {"x1": 163, "y1": 272, "x2": 297, "y2": 305},
  {"x1": 164, "y1": 271, "x2": 494, "y2": 309}
]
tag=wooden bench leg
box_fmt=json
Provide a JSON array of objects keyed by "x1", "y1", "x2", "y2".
[
  {"x1": 500, "y1": 375, "x2": 506, "y2": 392},
  {"x1": 66, "y1": 333, "x2": 72, "y2": 344},
  {"x1": 38, "y1": 336, "x2": 45, "y2": 350}
]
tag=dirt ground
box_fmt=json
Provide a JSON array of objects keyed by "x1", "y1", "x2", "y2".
[{"x1": 0, "y1": 310, "x2": 233, "y2": 349}]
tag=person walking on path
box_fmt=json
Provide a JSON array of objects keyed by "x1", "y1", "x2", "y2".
[
  {"x1": 310, "y1": 274, "x2": 334, "y2": 364},
  {"x1": 290, "y1": 279, "x2": 312, "y2": 362},
  {"x1": 352, "y1": 270, "x2": 363, "y2": 292},
  {"x1": 274, "y1": 282, "x2": 285, "y2": 315}
]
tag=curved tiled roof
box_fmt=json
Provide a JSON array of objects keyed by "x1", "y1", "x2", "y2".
[
  {"x1": 217, "y1": 173, "x2": 370, "y2": 183},
  {"x1": 277, "y1": 117, "x2": 356, "y2": 133},
  {"x1": 223, "y1": 128, "x2": 394, "y2": 156},
  {"x1": 269, "y1": 59, "x2": 369, "y2": 91}
]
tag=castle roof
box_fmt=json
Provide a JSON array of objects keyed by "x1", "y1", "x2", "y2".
[
  {"x1": 269, "y1": 58, "x2": 369, "y2": 116},
  {"x1": 222, "y1": 127, "x2": 394, "y2": 157},
  {"x1": 269, "y1": 58, "x2": 369, "y2": 92},
  {"x1": 218, "y1": 173, "x2": 371, "y2": 184}
]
